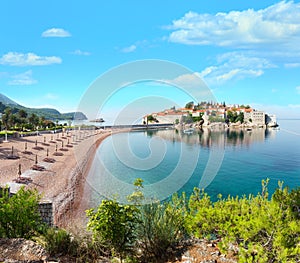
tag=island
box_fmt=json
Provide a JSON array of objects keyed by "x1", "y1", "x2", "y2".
[{"x1": 143, "y1": 101, "x2": 279, "y2": 129}]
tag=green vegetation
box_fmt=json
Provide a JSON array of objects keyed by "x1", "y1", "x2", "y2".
[
  {"x1": 209, "y1": 115, "x2": 225, "y2": 123},
  {"x1": 37, "y1": 228, "x2": 74, "y2": 256},
  {"x1": 127, "y1": 178, "x2": 145, "y2": 205},
  {"x1": 186, "y1": 180, "x2": 300, "y2": 262},
  {"x1": 0, "y1": 130, "x2": 15, "y2": 135},
  {"x1": 137, "y1": 194, "x2": 187, "y2": 262},
  {"x1": 191, "y1": 101, "x2": 224, "y2": 110},
  {"x1": 87, "y1": 200, "x2": 140, "y2": 262},
  {"x1": 181, "y1": 113, "x2": 204, "y2": 123},
  {"x1": 1, "y1": 107, "x2": 56, "y2": 131},
  {"x1": 0, "y1": 94, "x2": 87, "y2": 121},
  {"x1": 185, "y1": 101, "x2": 194, "y2": 109},
  {"x1": 0, "y1": 187, "x2": 43, "y2": 238},
  {"x1": 191, "y1": 112, "x2": 204, "y2": 123},
  {"x1": 34, "y1": 226, "x2": 109, "y2": 262},
  {"x1": 226, "y1": 110, "x2": 244, "y2": 123},
  {"x1": 1, "y1": 181, "x2": 300, "y2": 262},
  {"x1": 240, "y1": 104, "x2": 251, "y2": 109},
  {"x1": 147, "y1": 115, "x2": 158, "y2": 123},
  {"x1": 182, "y1": 114, "x2": 193, "y2": 124},
  {"x1": 84, "y1": 180, "x2": 300, "y2": 262}
]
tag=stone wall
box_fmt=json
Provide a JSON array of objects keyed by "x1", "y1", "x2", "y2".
[
  {"x1": 38, "y1": 200, "x2": 53, "y2": 227},
  {"x1": 1, "y1": 186, "x2": 53, "y2": 226}
]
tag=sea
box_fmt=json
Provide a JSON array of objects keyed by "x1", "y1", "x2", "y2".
[{"x1": 84, "y1": 119, "x2": 300, "y2": 206}]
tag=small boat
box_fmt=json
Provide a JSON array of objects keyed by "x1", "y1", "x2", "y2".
[
  {"x1": 268, "y1": 122, "x2": 279, "y2": 128},
  {"x1": 90, "y1": 118, "x2": 105, "y2": 123},
  {"x1": 183, "y1": 128, "x2": 194, "y2": 134}
]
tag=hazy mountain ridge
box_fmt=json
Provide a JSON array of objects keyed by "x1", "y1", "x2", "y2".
[
  {"x1": 0, "y1": 93, "x2": 19, "y2": 106},
  {"x1": 0, "y1": 93, "x2": 87, "y2": 120}
]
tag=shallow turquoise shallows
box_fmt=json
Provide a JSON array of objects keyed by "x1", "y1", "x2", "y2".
[{"x1": 85, "y1": 120, "x2": 300, "y2": 205}]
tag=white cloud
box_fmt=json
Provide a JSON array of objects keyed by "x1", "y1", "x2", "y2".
[
  {"x1": 167, "y1": 72, "x2": 204, "y2": 88},
  {"x1": 42, "y1": 28, "x2": 71, "y2": 37},
  {"x1": 199, "y1": 52, "x2": 273, "y2": 85},
  {"x1": 121, "y1": 45, "x2": 136, "y2": 53},
  {"x1": 119, "y1": 40, "x2": 153, "y2": 53},
  {"x1": 8, "y1": 70, "x2": 37, "y2": 85},
  {"x1": 284, "y1": 63, "x2": 300, "y2": 68},
  {"x1": 0, "y1": 52, "x2": 62, "y2": 66},
  {"x1": 198, "y1": 66, "x2": 217, "y2": 78},
  {"x1": 296, "y1": 86, "x2": 300, "y2": 94},
  {"x1": 71, "y1": 49, "x2": 91, "y2": 56},
  {"x1": 168, "y1": 1, "x2": 300, "y2": 52},
  {"x1": 161, "y1": 52, "x2": 272, "y2": 88}
]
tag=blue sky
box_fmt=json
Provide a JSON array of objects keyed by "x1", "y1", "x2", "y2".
[{"x1": 0, "y1": 0, "x2": 300, "y2": 120}]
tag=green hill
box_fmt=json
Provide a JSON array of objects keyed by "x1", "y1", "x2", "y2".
[{"x1": 0, "y1": 93, "x2": 87, "y2": 121}]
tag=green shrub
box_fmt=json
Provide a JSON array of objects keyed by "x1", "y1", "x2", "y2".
[
  {"x1": 34, "y1": 227, "x2": 109, "y2": 262},
  {"x1": 72, "y1": 233, "x2": 109, "y2": 263},
  {"x1": 87, "y1": 200, "x2": 140, "y2": 262},
  {"x1": 0, "y1": 187, "x2": 43, "y2": 238},
  {"x1": 39, "y1": 227, "x2": 74, "y2": 256},
  {"x1": 185, "y1": 181, "x2": 300, "y2": 262},
  {"x1": 137, "y1": 193, "x2": 187, "y2": 263}
]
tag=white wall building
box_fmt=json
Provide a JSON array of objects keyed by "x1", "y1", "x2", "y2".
[
  {"x1": 244, "y1": 110, "x2": 266, "y2": 125},
  {"x1": 155, "y1": 113, "x2": 184, "y2": 124},
  {"x1": 143, "y1": 112, "x2": 185, "y2": 124}
]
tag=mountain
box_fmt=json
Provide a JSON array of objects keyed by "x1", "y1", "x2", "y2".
[
  {"x1": 0, "y1": 93, "x2": 87, "y2": 120},
  {"x1": 0, "y1": 93, "x2": 19, "y2": 106}
]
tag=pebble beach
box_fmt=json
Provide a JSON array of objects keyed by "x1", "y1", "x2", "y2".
[{"x1": 0, "y1": 129, "x2": 114, "y2": 227}]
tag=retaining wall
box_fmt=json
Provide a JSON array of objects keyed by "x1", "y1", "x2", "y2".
[{"x1": 0, "y1": 186, "x2": 53, "y2": 226}]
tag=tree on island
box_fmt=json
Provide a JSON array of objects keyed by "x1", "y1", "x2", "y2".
[
  {"x1": 147, "y1": 115, "x2": 158, "y2": 123},
  {"x1": 226, "y1": 110, "x2": 244, "y2": 123},
  {"x1": 185, "y1": 101, "x2": 194, "y2": 109}
]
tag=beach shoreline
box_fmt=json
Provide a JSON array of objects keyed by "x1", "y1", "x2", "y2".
[{"x1": 0, "y1": 129, "x2": 117, "y2": 228}]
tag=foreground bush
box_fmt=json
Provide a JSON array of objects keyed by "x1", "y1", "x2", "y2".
[
  {"x1": 87, "y1": 199, "x2": 140, "y2": 262},
  {"x1": 38, "y1": 228, "x2": 74, "y2": 256},
  {"x1": 137, "y1": 194, "x2": 187, "y2": 262},
  {"x1": 0, "y1": 187, "x2": 43, "y2": 238},
  {"x1": 35, "y1": 227, "x2": 108, "y2": 262},
  {"x1": 4, "y1": 180, "x2": 299, "y2": 262},
  {"x1": 186, "y1": 180, "x2": 300, "y2": 262},
  {"x1": 71, "y1": 231, "x2": 110, "y2": 263},
  {"x1": 86, "y1": 182, "x2": 186, "y2": 263}
]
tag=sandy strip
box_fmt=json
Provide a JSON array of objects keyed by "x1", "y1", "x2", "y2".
[{"x1": 0, "y1": 129, "x2": 119, "y2": 228}]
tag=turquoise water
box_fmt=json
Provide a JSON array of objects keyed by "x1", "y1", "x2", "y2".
[{"x1": 85, "y1": 120, "x2": 300, "y2": 204}]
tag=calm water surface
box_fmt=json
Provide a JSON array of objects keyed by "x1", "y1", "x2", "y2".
[{"x1": 85, "y1": 120, "x2": 300, "y2": 205}]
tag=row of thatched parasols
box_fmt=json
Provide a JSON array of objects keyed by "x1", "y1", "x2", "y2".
[{"x1": 9, "y1": 130, "x2": 96, "y2": 185}]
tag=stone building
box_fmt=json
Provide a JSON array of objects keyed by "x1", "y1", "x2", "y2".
[{"x1": 244, "y1": 110, "x2": 266, "y2": 125}]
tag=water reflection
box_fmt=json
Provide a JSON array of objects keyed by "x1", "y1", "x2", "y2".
[{"x1": 145, "y1": 127, "x2": 277, "y2": 148}]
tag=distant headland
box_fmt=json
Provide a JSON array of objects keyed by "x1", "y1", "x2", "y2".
[{"x1": 0, "y1": 93, "x2": 87, "y2": 121}]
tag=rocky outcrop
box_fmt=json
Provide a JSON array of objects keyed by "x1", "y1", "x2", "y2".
[{"x1": 0, "y1": 238, "x2": 48, "y2": 262}]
